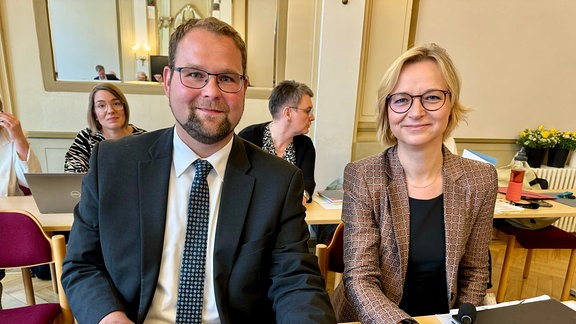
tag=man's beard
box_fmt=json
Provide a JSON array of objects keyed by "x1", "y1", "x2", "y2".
[{"x1": 176, "y1": 105, "x2": 234, "y2": 145}]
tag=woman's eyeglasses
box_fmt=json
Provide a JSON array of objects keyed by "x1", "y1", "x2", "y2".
[
  {"x1": 386, "y1": 89, "x2": 450, "y2": 113},
  {"x1": 95, "y1": 101, "x2": 124, "y2": 111}
]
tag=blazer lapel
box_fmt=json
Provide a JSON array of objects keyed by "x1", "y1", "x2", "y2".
[
  {"x1": 441, "y1": 149, "x2": 467, "y2": 297},
  {"x1": 385, "y1": 147, "x2": 412, "y2": 277},
  {"x1": 212, "y1": 136, "x2": 254, "y2": 322},
  {"x1": 136, "y1": 129, "x2": 174, "y2": 320}
]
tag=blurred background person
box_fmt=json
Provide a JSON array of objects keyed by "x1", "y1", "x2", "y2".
[
  {"x1": 153, "y1": 73, "x2": 163, "y2": 82},
  {"x1": 136, "y1": 71, "x2": 148, "y2": 81},
  {"x1": 332, "y1": 43, "x2": 497, "y2": 323},
  {"x1": 239, "y1": 80, "x2": 316, "y2": 204},
  {"x1": 94, "y1": 64, "x2": 120, "y2": 81},
  {"x1": 0, "y1": 99, "x2": 42, "y2": 308},
  {"x1": 64, "y1": 83, "x2": 146, "y2": 173}
]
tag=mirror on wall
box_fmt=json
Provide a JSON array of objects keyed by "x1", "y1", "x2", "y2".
[{"x1": 32, "y1": 0, "x2": 308, "y2": 98}]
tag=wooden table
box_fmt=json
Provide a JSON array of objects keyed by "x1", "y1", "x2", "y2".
[
  {"x1": 0, "y1": 195, "x2": 73, "y2": 232},
  {"x1": 0, "y1": 195, "x2": 343, "y2": 231},
  {"x1": 493, "y1": 193, "x2": 576, "y2": 219},
  {"x1": 3, "y1": 192, "x2": 573, "y2": 232},
  {"x1": 305, "y1": 197, "x2": 342, "y2": 224}
]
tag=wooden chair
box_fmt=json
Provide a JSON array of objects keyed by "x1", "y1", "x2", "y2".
[
  {"x1": 315, "y1": 222, "x2": 344, "y2": 289},
  {"x1": 0, "y1": 210, "x2": 73, "y2": 324},
  {"x1": 493, "y1": 221, "x2": 576, "y2": 303}
]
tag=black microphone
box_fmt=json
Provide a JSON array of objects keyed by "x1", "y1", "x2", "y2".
[{"x1": 457, "y1": 302, "x2": 477, "y2": 324}]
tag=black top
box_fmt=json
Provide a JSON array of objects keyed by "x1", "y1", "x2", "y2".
[
  {"x1": 238, "y1": 122, "x2": 316, "y2": 201},
  {"x1": 399, "y1": 194, "x2": 449, "y2": 317}
]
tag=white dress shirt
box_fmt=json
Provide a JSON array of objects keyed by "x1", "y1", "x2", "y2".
[
  {"x1": 146, "y1": 128, "x2": 232, "y2": 323},
  {"x1": 0, "y1": 128, "x2": 42, "y2": 197}
]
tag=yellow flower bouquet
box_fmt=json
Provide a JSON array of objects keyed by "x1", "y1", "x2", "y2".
[
  {"x1": 517, "y1": 125, "x2": 558, "y2": 149},
  {"x1": 553, "y1": 131, "x2": 576, "y2": 150}
]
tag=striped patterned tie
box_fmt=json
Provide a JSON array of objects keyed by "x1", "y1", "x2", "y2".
[{"x1": 176, "y1": 159, "x2": 213, "y2": 323}]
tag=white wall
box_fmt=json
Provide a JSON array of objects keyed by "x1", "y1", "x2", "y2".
[
  {"x1": 1, "y1": 0, "x2": 362, "y2": 188},
  {"x1": 313, "y1": 0, "x2": 365, "y2": 189},
  {"x1": 13, "y1": 1, "x2": 575, "y2": 188},
  {"x1": 1, "y1": 1, "x2": 275, "y2": 134},
  {"x1": 415, "y1": 0, "x2": 576, "y2": 139},
  {"x1": 50, "y1": 0, "x2": 120, "y2": 80}
]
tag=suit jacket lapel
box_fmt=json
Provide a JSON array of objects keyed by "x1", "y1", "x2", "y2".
[
  {"x1": 212, "y1": 136, "x2": 254, "y2": 322},
  {"x1": 136, "y1": 129, "x2": 174, "y2": 320}
]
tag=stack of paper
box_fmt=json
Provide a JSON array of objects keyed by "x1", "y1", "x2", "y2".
[
  {"x1": 494, "y1": 198, "x2": 525, "y2": 214},
  {"x1": 462, "y1": 149, "x2": 498, "y2": 166},
  {"x1": 317, "y1": 189, "x2": 343, "y2": 205}
]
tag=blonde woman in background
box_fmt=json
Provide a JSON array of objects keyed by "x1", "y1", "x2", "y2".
[{"x1": 64, "y1": 83, "x2": 146, "y2": 173}]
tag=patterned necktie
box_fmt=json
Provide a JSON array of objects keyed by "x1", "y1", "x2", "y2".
[{"x1": 176, "y1": 159, "x2": 213, "y2": 323}]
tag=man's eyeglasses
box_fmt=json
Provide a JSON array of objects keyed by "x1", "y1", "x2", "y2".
[
  {"x1": 289, "y1": 106, "x2": 314, "y2": 116},
  {"x1": 173, "y1": 67, "x2": 246, "y2": 93},
  {"x1": 95, "y1": 101, "x2": 124, "y2": 111},
  {"x1": 386, "y1": 89, "x2": 450, "y2": 114}
]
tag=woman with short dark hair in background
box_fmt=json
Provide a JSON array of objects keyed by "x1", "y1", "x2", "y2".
[
  {"x1": 239, "y1": 80, "x2": 316, "y2": 205},
  {"x1": 331, "y1": 43, "x2": 498, "y2": 323},
  {"x1": 64, "y1": 83, "x2": 146, "y2": 173}
]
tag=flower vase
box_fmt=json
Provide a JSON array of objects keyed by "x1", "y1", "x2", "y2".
[
  {"x1": 546, "y1": 148, "x2": 570, "y2": 168},
  {"x1": 525, "y1": 147, "x2": 546, "y2": 168}
]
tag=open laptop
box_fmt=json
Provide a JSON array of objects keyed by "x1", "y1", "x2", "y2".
[{"x1": 24, "y1": 173, "x2": 84, "y2": 214}]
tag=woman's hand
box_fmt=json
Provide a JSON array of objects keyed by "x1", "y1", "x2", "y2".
[{"x1": 0, "y1": 111, "x2": 30, "y2": 160}]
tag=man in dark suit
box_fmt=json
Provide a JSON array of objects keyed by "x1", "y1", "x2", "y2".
[
  {"x1": 61, "y1": 17, "x2": 336, "y2": 324},
  {"x1": 94, "y1": 64, "x2": 120, "y2": 80}
]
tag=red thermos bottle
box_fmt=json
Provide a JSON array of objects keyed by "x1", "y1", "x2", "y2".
[{"x1": 506, "y1": 147, "x2": 528, "y2": 202}]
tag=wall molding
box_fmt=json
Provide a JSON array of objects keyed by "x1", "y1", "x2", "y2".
[{"x1": 27, "y1": 131, "x2": 76, "y2": 139}]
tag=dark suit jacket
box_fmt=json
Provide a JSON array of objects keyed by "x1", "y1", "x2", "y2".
[
  {"x1": 238, "y1": 122, "x2": 316, "y2": 201},
  {"x1": 94, "y1": 74, "x2": 120, "y2": 80},
  {"x1": 61, "y1": 128, "x2": 335, "y2": 323}
]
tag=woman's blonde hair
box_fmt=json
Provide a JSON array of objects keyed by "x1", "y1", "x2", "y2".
[{"x1": 376, "y1": 43, "x2": 470, "y2": 145}]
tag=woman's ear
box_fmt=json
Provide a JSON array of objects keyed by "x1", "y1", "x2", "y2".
[{"x1": 283, "y1": 106, "x2": 292, "y2": 121}]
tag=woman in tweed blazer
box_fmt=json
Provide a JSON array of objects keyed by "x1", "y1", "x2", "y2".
[{"x1": 331, "y1": 44, "x2": 498, "y2": 323}]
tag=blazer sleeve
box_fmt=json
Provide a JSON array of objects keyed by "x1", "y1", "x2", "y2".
[
  {"x1": 61, "y1": 143, "x2": 131, "y2": 323},
  {"x1": 341, "y1": 160, "x2": 413, "y2": 323},
  {"x1": 267, "y1": 168, "x2": 337, "y2": 323},
  {"x1": 295, "y1": 135, "x2": 316, "y2": 202},
  {"x1": 64, "y1": 129, "x2": 92, "y2": 173},
  {"x1": 454, "y1": 163, "x2": 498, "y2": 306}
]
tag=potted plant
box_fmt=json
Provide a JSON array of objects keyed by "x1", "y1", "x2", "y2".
[
  {"x1": 517, "y1": 125, "x2": 557, "y2": 167},
  {"x1": 548, "y1": 130, "x2": 576, "y2": 167}
]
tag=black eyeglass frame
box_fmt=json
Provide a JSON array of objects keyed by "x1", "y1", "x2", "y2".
[
  {"x1": 172, "y1": 66, "x2": 246, "y2": 93},
  {"x1": 386, "y1": 89, "x2": 451, "y2": 114}
]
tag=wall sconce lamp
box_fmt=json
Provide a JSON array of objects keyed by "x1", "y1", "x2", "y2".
[{"x1": 132, "y1": 44, "x2": 151, "y2": 64}]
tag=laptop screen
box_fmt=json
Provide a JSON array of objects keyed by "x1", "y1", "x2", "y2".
[{"x1": 24, "y1": 173, "x2": 84, "y2": 214}]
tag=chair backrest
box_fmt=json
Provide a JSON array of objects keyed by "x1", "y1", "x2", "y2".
[
  {"x1": 327, "y1": 222, "x2": 344, "y2": 273},
  {"x1": 0, "y1": 210, "x2": 73, "y2": 324},
  {"x1": 316, "y1": 222, "x2": 344, "y2": 284},
  {"x1": 18, "y1": 184, "x2": 32, "y2": 196}
]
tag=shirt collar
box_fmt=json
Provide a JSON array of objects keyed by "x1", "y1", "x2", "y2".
[{"x1": 172, "y1": 126, "x2": 233, "y2": 180}]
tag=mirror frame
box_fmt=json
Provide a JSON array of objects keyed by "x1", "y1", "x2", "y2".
[{"x1": 32, "y1": 0, "x2": 271, "y2": 99}]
